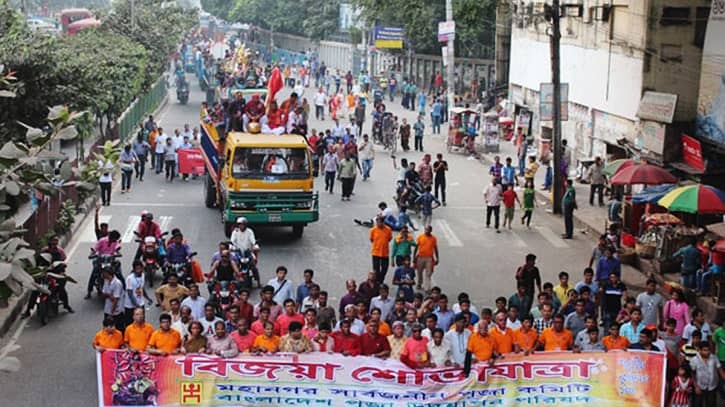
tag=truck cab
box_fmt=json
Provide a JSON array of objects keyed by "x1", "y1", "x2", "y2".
[{"x1": 200, "y1": 122, "x2": 319, "y2": 237}]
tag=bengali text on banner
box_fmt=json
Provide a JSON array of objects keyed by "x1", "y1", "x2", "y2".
[{"x1": 96, "y1": 349, "x2": 665, "y2": 406}]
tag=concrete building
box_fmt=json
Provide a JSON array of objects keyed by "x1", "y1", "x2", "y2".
[{"x1": 507, "y1": 0, "x2": 710, "y2": 167}]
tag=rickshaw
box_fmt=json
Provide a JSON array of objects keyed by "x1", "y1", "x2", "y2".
[
  {"x1": 446, "y1": 107, "x2": 478, "y2": 155},
  {"x1": 499, "y1": 116, "x2": 515, "y2": 141}
]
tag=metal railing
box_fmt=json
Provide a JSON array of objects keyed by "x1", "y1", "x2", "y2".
[{"x1": 116, "y1": 77, "x2": 168, "y2": 141}]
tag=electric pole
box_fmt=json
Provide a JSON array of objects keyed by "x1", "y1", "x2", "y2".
[
  {"x1": 550, "y1": 0, "x2": 563, "y2": 214},
  {"x1": 445, "y1": 0, "x2": 455, "y2": 113}
]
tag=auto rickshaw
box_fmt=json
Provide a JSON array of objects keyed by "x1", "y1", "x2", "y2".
[{"x1": 446, "y1": 107, "x2": 478, "y2": 155}]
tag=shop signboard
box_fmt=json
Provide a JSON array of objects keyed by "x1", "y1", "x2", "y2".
[
  {"x1": 374, "y1": 26, "x2": 404, "y2": 49},
  {"x1": 636, "y1": 91, "x2": 678, "y2": 124},
  {"x1": 682, "y1": 134, "x2": 705, "y2": 172},
  {"x1": 438, "y1": 20, "x2": 455, "y2": 42},
  {"x1": 540, "y1": 83, "x2": 569, "y2": 121}
]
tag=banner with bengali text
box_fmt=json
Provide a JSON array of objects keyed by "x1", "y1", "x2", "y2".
[
  {"x1": 96, "y1": 349, "x2": 665, "y2": 406},
  {"x1": 178, "y1": 149, "x2": 206, "y2": 175}
]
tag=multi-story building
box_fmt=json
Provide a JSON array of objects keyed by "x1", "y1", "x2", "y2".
[{"x1": 507, "y1": 0, "x2": 710, "y2": 167}]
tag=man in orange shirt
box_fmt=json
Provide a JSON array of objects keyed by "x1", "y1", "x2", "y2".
[
  {"x1": 369, "y1": 215, "x2": 393, "y2": 284},
  {"x1": 513, "y1": 315, "x2": 538, "y2": 355},
  {"x1": 413, "y1": 225, "x2": 439, "y2": 292},
  {"x1": 537, "y1": 314, "x2": 574, "y2": 351},
  {"x1": 147, "y1": 314, "x2": 182, "y2": 356},
  {"x1": 602, "y1": 322, "x2": 630, "y2": 351},
  {"x1": 93, "y1": 317, "x2": 124, "y2": 351},
  {"x1": 467, "y1": 321, "x2": 497, "y2": 366},
  {"x1": 124, "y1": 307, "x2": 154, "y2": 352},
  {"x1": 489, "y1": 311, "x2": 514, "y2": 355}
]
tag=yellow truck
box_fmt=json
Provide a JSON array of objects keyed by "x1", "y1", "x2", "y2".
[{"x1": 199, "y1": 121, "x2": 319, "y2": 237}]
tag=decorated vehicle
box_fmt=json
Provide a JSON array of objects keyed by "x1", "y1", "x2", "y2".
[{"x1": 199, "y1": 122, "x2": 318, "y2": 238}]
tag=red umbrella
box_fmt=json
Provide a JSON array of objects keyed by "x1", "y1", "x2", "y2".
[{"x1": 609, "y1": 164, "x2": 678, "y2": 185}]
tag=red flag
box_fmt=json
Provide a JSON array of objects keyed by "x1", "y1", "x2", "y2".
[{"x1": 265, "y1": 66, "x2": 283, "y2": 108}]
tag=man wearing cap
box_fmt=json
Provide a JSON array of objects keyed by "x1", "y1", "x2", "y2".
[{"x1": 230, "y1": 217, "x2": 257, "y2": 259}]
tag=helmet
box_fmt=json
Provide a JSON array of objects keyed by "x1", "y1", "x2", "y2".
[
  {"x1": 145, "y1": 213, "x2": 154, "y2": 221},
  {"x1": 236, "y1": 217, "x2": 248, "y2": 224},
  {"x1": 247, "y1": 122, "x2": 261, "y2": 134}
]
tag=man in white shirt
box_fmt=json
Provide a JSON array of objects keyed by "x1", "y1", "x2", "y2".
[
  {"x1": 124, "y1": 261, "x2": 147, "y2": 326},
  {"x1": 428, "y1": 328, "x2": 453, "y2": 367},
  {"x1": 331, "y1": 119, "x2": 345, "y2": 140},
  {"x1": 334, "y1": 304, "x2": 365, "y2": 335},
  {"x1": 683, "y1": 308, "x2": 712, "y2": 342},
  {"x1": 154, "y1": 128, "x2": 168, "y2": 174},
  {"x1": 180, "y1": 124, "x2": 192, "y2": 139},
  {"x1": 171, "y1": 128, "x2": 184, "y2": 151},
  {"x1": 267, "y1": 266, "x2": 295, "y2": 305},
  {"x1": 484, "y1": 178, "x2": 503, "y2": 232},
  {"x1": 444, "y1": 314, "x2": 471, "y2": 366},
  {"x1": 199, "y1": 303, "x2": 223, "y2": 337},
  {"x1": 230, "y1": 217, "x2": 257, "y2": 254},
  {"x1": 314, "y1": 88, "x2": 327, "y2": 120},
  {"x1": 180, "y1": 284, "x2": 207, "y2": 321}
]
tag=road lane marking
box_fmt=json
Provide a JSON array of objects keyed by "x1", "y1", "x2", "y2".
[
  {"x1": 535, "y1": 225, "x2": 570, "y2": 249},
  {"x1": 510, "y1": 230, "x2": 528, "y2": 248},
  {"x1": 159, "y1": 216, "x2": 173, "y2": 233},
  {"x1": 434, "y1": 219, "x2": 463, "y2": 247},
  {"x1": 122, "y1": 216, "x2": 141, "y2": 243}
]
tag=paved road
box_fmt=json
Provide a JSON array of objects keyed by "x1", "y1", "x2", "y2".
[{"x1": 0, "y1": 77, "x2": 596, "y2": 406}]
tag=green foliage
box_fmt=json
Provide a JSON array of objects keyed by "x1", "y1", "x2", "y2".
[
  {"x1": 0, "y1": 0, "x2": 194, "y2": 141},
  {"x1": 53, "y1": 200, "x2": 77, "y2": 236},
  {"x1": 82, "y1": 139, "x2": 122, "y2": 184},
  {"x1": 0, "y1": 103, "x2": 84, "y2": 300},
  {"x1": 206, "y1": 0, "x2": 340, "y2": 41},
  {"x1": 103, "y1": 0, "x2": 198, "y2": 88},
  {"x1": 353, "y1": 0, "x2": 495, "y2": 57}
]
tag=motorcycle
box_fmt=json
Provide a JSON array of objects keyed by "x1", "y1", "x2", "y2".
[
  {"x1": 36, "y1": 261, "x2": 71, "y2": 325},
  {"x1": 208, "y1": 280, "x2": 239, "y2": 318},
  {"x1": 231, "y1": 248, "x2": 260, "y2": 289},
  {"x1": 134, "y1": 231, "x2": 168, "y2": 287},
  {"x1": 395, "y1": 180, "x2": 425, "y2": 213},
  {"x1": 163, "y1": 252, "x2": 197, "y2": 287},
  {"x1": 88, "y1": 248, "x2": 123, "y2": 296},
  {"x1": 177, "y1": 82, "x2": 189, "y2": 105}
]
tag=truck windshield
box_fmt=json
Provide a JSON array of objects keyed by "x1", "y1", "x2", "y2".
[{"x1": 231, "y1": 147, "x2": 309, "y2": 179}]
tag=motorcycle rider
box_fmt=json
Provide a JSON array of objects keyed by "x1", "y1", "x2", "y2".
[
  {"x1": 205, "y1": 249, "x2": 241, "y2": 293},
  {"x1": 22, "y1": 234, "x2": 73, "y2": 318},
  {"x1": 135, "y1": 212, "x2": 162, "y2": 261},
  {"x1": 165, "y1": 231, "x2": 193, "y2": 276},
  {"x1": 86, "y1": 230, "x2": 123, "y2": 299},
  {"x1": 230, "y1": 217, "x2": 260, "y2": 287},
  {"x1": 398, "y1": 161, "x2": 421, "y2": 206},
  {"x1": 210, "y1": 241, "x2": 240, "y2": 266}
]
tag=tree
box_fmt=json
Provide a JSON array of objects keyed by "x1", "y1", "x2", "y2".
[
  {"x1": 103, "y1": 0, "x2": 197, "y2": 87},
  {"x1": 0, "y1": 72, "x2": 91, "y2": 304},
  {"x1": 353, "y1": 0, "x2": 495, "y2": 58}
]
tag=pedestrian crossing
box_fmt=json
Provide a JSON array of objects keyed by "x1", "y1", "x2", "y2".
[{"x1": 78, "y1": 215, "x2": 174, "y2": 243}]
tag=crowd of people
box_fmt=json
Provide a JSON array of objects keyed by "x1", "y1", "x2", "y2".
[{"x1": 89, "y1": 211, "x2": 725, "y2": 407}]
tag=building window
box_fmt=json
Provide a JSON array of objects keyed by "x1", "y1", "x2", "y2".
[
  {"x1": 660, "y1": 7, "x2": 691, "y2": 26},
  {"x1": 660, "y1": 44, "x2": 683, "y2": 62},
  {"x1": 694, "y1": 7, "x2": 710, "y2": 48}
]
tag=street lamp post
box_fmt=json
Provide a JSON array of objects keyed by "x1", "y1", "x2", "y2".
[{"x1": 445, "y1": 0, "x2": 455, "y2": 112}]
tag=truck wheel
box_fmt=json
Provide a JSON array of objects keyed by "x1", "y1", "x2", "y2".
[
  {"x1": 204, "y1": 174, "x2": 216, "y2": 208},
  {"x1": 292, "y1": 224, "x2": 304, "y2": 238}
]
